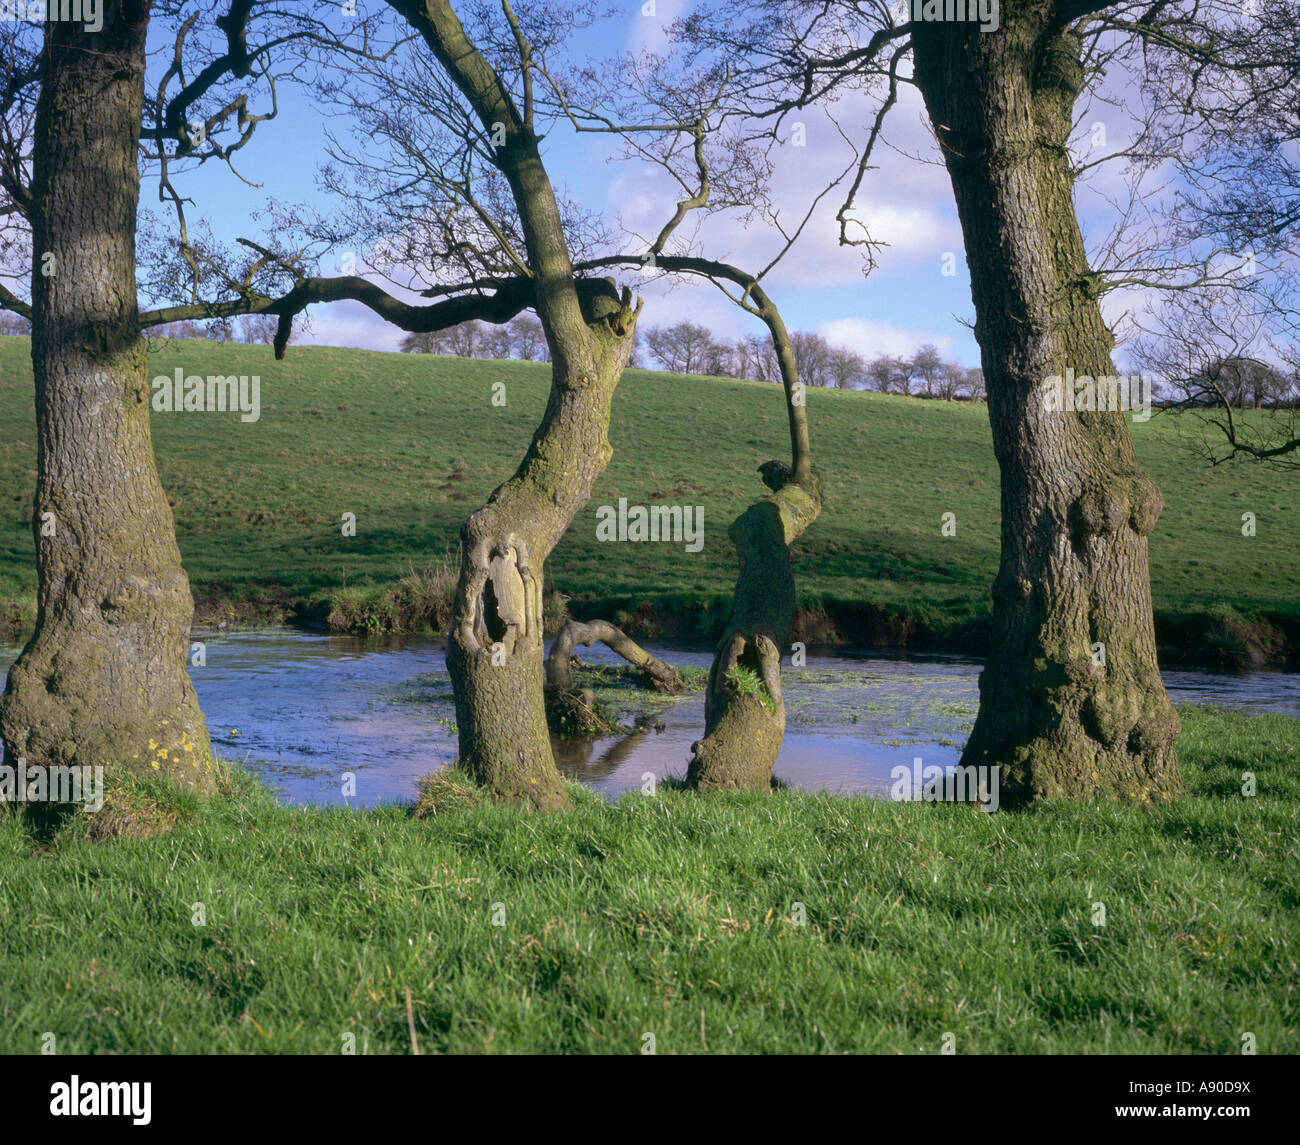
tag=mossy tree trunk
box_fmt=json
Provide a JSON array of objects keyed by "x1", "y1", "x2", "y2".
[
  {"x1": 1, "y1": 3, "x2": 215, "y2": 793},
  {"x1": 446, "y1": 308, "x2": 637, "y2": 809},
  {"x1": 684, "y1": 280, "x2": 821, "y2": 791},
  {"x1": 910, "y1": 9, "x2": 1181, "y2": 805},
  {"x1": 399, "y1": 0, "x2": 641, "y2": 809},
  {"x1": 686, "y1": 477, "x2": 821, "y2": 790},
  {"x1": 571, "y1": 254, "x2": 823, "y2": 791}
]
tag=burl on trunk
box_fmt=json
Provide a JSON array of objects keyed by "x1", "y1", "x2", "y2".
[{"x1": 911, "y1": 12, "x2": 1181, "y2": 805}]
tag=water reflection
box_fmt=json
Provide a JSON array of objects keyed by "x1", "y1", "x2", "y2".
[{"x1": 1, "y1": 628, "x2": 1296, "y2": 807}]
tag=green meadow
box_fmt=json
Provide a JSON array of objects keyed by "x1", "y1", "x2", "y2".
[
  {"x1": 1, "y1": 337, "x2": 1297, "y2": 1054},
  {"x1": 1, "y1": 335, "x2": 1296, "y2": 651},
  {"x1": 0, "y1": 706, "x2": 1295, "y2": 1054}
]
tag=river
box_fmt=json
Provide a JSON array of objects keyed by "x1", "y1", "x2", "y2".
[{"x1": 5, "y1": 627, "x2": 1292, "y2": 806}]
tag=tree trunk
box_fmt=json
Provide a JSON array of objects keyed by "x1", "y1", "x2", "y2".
[
  {"x1": 682, "y1": 274, "x2": 821, "y2": 791},
  {"x1": 446, "y1": 286, "x2": 638, "y2": 809},
  {"x1": 0, "y1": 5, "x2": 215, "y2": 794},
  {"x1": 391, "y1": 2, "x2": 644, "y2": 809},
  {"x1": 686, "y1": 475, "x2": 820, "y2": 790},
  {"x1": 910, "y1": 11, "x2": 1182, "y2": 805}
]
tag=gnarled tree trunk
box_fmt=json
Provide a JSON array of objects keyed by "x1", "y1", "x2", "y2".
[
  {"x1": 1, "y1": 4, "x2": 214, "y2": 794},
  {"x1": 546, "y1": 619, "x2": 682, "y2": 695},
  {"x1": 391, "y1": 0, "x2": 647, "y2": 809},
  {"x1": 687, "y1": 474, "x2": 820, "y2": 790},
  {"x1": 446, "y1": 294, "x2": 637, "y2": 808},
  {"x1": 910, "y1": 11, "x2": 1181, "y2": 805},
  {"x1": 544, "y1": 618, "x2": 682, "y2": 737},
  {"x1": 685, "y1": 281, "x2": 821, "y2": 791}
]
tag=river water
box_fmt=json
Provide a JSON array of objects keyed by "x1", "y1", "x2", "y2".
[{"x1": 5, "y1": 627, "x2": 1293, "y2": 806}]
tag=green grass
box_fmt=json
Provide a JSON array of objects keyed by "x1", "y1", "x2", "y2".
[
  {"x1": 0, "y1": 336, "x2": 1296, "y2": 643},
  {"x1": 0, "y1": 705, "x2": 1295, "y2": 1054}
]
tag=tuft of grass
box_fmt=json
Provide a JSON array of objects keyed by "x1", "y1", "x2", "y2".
[
  {"x1": 1, "y1": 705, "x2": 1296, "y2": 1054},
  {"x1": 413, "y1": 766, "x2": 491, "y2": 817},
  {"x1": 325, "y1": 556, "x2": 459, "y2": 635},
  {"x1": 396, "y1": 558, "x2": 458, "y2": 632},
  {"x1": 725, "y1": 664, "x2": 777, "y2": 715}
]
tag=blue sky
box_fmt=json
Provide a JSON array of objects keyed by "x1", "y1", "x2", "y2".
[{"x1": 146, "y1": 0, "x2": 1169, "y2": 368}]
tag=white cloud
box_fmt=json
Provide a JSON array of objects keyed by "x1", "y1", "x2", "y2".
[
  {"x1": 818, "y1": 316, "x2": 957, "y2": 362},
  {"x1": 297, "y1": 301, "x2": 406, "y2": 352},
  {"x1": 626, "y1": 0, "x2": 689, "y2": 52},
  {"x1": 606, "y1": 86, "x2": 959, "y2": 295}
]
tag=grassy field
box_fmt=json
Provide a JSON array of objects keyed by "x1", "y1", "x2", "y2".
[
  {"x1": 0, "y1": 704, "x2": 1295, "y2": 1054},
  {"x1": 1, "y1": 335, "x2": 1296, "y2": 653}
]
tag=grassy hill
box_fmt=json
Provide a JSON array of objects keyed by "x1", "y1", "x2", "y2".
[{"x1": 0, "y1": 335, "x2": 1296, "y2": 660}]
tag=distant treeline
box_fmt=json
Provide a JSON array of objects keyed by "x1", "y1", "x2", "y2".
[
  {"x1": 400, "y1": 317, "x2": 987, "y2": 399},
  {"x1": 6, "y1": 310, "x2": 1291, "y2": 409},
  {"x1": 0, "y1": 313, "x2": 295, "y2": 346},
  {"x1": 399, "y1": 318, "x2": 1300, "y2": 409}
]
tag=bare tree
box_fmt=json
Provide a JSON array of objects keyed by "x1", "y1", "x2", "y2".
[
  {"x1": 643, "y1": 320, "x2": 718, "y2": 374},
  {"x1": 399, "y1": 329, "x2": 448, "y2": 353},
  {"x1": 1131, "y1": 288, "x2": 1299, "y2": 467},
  {"x1": 827, "y1": 345, "x2": 866, "y2": 389},
  {"x1": 478, "y1": 320, "x2": 514, "y2": 360},
  {"x1": 789, "y1": 330, "x2": 831, "y2": 387},
  {"x1": 0, "y1": 2, "x2": 323, "y2": 796},
  {"x1": 935, "y1": 360, "x2": 965, "y2": 401},
  {"x1": 509, "y1": 314, "x2": 547, "y2": 361},
  {"x1": 738, "y1": 332, "x2": 780, "y2": 382},
  {"x1": 674, "y1": 0, "x2": 1299, "y2": 804},
  {"x1": 910, "y1": 343, "x2": 944, "y2": 398},
  {"x1": 282, "y1": 0, "x2": 645, "y2": 808},
  {"x1": 239, "y1": 313, "x2": 280, "y2": 344},
  {"x1": 864, "y1": 353, "x2": 900, "y2": 393}
]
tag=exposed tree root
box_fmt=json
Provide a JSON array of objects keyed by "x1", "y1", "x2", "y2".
[{"x1": 544, "y1": 619, "x2": 681, "y2": 734}]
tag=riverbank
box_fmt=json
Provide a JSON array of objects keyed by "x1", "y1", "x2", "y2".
[
  {"x1": 1, "y1": 704, "x2": 1295, "y2": 1053},
  {"x1": 2, "y1": 337, "x2": 1297, "y2": 666},
  {"x1": 1, "y1": 584, "x2": 1295, "y2": 673},
  {"x1": 211, "y1": 587, "x2": 1300, "y2": 672}
]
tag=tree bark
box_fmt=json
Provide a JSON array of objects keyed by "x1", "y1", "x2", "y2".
[
  {"x1": 1, "y1": 4, "x2": 215, "y2": 793},
  {"x1": 910, "y1": 9, "x2": 1182, "y2": 805},
  {"x1": 685, "y1": 281, "x2": 821, "y2": 791},
  {"x1": 390, "y1": 1, "x2": 644, "y2": 809},
  {"x1": 446, "y1": 296, "x2": 637, "y2": 808},
  {"x1": 686, "y1": 476, "x2": 821, "y2": 790}
]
